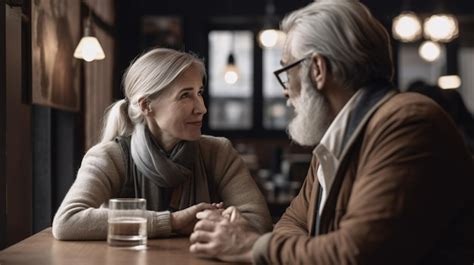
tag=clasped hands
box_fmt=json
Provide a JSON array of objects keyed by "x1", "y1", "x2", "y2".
[
  {"x1": 170, "y1": 202, "x2": 224, "y2": 235},
  {"x1": 189, "y1": 206, "x2": 260, "y2": 263}
]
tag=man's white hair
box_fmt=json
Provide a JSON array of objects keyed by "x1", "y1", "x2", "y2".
[{"x1": 281, "y1": 0, "x2": 393, "y2": 90}]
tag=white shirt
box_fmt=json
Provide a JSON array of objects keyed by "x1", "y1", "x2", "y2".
[{"x1": 314, "y1": 89, "x2": 364, "y2": 214}]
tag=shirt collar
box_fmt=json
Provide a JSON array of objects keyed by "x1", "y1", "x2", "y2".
[{"x1": 314, "y1": 88, "x2": 365, "y2": 160}]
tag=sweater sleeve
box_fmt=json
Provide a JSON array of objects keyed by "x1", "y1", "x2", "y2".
[
  {"x1": 52, "y1": 141, "x2": 172, "y2": 240},
  {"x1": 209, "y1": 137, "x2": 273, "y2": 234}
]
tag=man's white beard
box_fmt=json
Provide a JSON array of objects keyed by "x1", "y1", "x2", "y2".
[{"x1": 287, "y1": 75, "x2": 332, "y2": 147}]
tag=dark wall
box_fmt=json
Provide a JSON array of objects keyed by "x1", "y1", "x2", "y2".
[
  {"x1": 32, "y1": 107, "x2": 53, "y2": 232},
  {"x1": 32, "y1": 107, "x2": 81, "y2": 232},
  {"x1": 0, "y1": 0, "x2": 6, "y2": 251},
  {"x1": 2, "y1": 2, "x2": 32, "y2": 247}
]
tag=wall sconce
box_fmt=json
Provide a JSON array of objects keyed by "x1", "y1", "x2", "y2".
[
  {"x1": 74, "y1": 8, "x2": 105, "y2": 62},
  {"x1": 392, "y1": 12, "x2": 422, "y2": 42},
  {"x1": 224, "y1": 32, "x2": 239, "y2": 85},
  {"x1": 424, "y1": 14, "x2": 459, "y2": 42}
]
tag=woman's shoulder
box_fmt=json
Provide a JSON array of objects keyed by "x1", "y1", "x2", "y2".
[
  {"x1": 197, "y1": 135, "x2": 233, "y2": 151},
  {"x1": 86, "y1": 140, "x2": 121, "y2": 155},
  {"x1": 82, "y1": 141, "x2": 124, "y2": 166}
]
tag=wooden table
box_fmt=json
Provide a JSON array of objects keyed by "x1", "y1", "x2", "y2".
[{"x1": 0, "y1": 228, "x2": 246, "y2": 265}]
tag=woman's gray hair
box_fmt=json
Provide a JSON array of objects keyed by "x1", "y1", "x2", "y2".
[
  {"x1": 100, "y1": 48, "x2": 206, "y2": 143},
  {"x1": 281, "y1": 0, "x2": 393, "y2": 90}
]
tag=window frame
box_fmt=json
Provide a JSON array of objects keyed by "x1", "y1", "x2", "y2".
[{"x1": 202, "y1": 20, "x2": 288, "y2": 139}]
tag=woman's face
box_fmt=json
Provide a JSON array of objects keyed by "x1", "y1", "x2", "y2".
[{"x1": 148, "y1": 64, "x2": 207, "y2": 145}]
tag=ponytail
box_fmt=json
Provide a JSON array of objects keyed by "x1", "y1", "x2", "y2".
[{"x1": 100, "y1": 99, "x2": 133, "y2": 143}]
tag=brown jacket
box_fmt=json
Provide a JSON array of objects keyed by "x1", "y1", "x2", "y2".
[{"x1": 253, "y1": 89, "x2": 474, "y2": 264}]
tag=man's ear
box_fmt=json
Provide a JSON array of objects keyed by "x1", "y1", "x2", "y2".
[
  {"x1": 138, "y1": 98, "x2": 152, "y2": 115},
  {"x1": 310, "y1": 53, "x2": 327, "y2": 91}
]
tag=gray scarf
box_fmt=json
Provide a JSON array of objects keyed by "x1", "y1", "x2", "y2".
[
  {"x1": 131, "y1": 123, "x2": 196, "y2": 188},
  {"x1": 118, "y1": 123, "x2": 213, "y2": 211}
]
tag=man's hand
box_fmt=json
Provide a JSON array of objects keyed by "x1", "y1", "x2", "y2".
[
  {"x1": 189, "y1": 206, "x2": 260, "y2": 263},
  {"x1": 171, "y1": 202, "x2": 223, "y2": 235}
]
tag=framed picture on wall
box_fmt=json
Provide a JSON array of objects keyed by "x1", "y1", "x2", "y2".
[{"x1": 31, "y1": 0, "x2": 81, "y2": 112}]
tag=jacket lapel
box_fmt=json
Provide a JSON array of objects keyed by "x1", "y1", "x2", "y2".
[
  {"x1": 314, "y1": 81, "x2": 398, "y2": 235},
  {"x1": 308, "y1": 163, "x2": 322, "y2": 236}
]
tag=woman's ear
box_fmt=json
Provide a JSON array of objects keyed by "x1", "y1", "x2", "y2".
[
  {"x1": 138, "y1": 98, "x2": 152, "y2": 115},
  {"x1": 310, "y1": 53, "x2": 327, "y2": 91}
]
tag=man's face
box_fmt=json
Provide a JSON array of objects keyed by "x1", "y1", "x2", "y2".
[
  {"x1": 281, "y1": 47, "x2": 302, "y2": 100},
  {"x1": 283, "y1": 46, "x2": 332, "y2": 147}
]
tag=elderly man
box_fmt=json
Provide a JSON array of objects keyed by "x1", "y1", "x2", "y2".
[{"x1": 190, "y1": 0, "x2": 474, "y2": 264}]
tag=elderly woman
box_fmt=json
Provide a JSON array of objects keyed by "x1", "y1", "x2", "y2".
[{"x1": 52, "y1": 48, "x2": 272, "y2": 240}]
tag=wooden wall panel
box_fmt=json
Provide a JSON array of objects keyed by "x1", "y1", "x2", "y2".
[
  {"x1": 0, "y1": 1, "x2": 7, "y2": 251},
  {"x1": 84, "y1": 0, "x2": 115, "y2": 150},
  {"x1": 5, "y1": 4, "x2": 32, "y2": 246}
]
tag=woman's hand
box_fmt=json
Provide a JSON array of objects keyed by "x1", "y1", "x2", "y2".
[{"x1": 171, "y1": 202, "x2": 223, "y2": 235}]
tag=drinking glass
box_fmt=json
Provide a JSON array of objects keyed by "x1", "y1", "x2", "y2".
[{"x1": 107, "y1": 198, "x2": 147, "y2": 248}]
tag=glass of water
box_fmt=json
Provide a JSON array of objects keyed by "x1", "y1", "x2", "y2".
[{"x1": 108, "y1": 198, "x2": 147, "y2": 248}]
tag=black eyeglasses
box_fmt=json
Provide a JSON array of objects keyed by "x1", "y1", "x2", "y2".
[{"x1": 273, "y1": 54, "x2": 311, "y2": 90}]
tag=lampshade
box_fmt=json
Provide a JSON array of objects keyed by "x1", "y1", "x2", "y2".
[
  {"x1": 392, "y1": 12, "x2": 422, "y2": 42},
  {"x1": 424, "y1": 14, "x2": 459, "y2": 42},
  {"x1": 74, "y1": 11, "x2": 105, "y2": 62},
  {"x1": 73, "y1": 36, "x2": 105, "y2": 62}
]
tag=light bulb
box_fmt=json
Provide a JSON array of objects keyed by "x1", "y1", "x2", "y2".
[
  {"x1": 418, "y1": 41, "x2": 441, "y2": 62},
  {"x1": 424, "y1": 14, "x2": 459, "y2": 42},
  {"x1": 259, "y1": 29, "x2": 278, "y2": 48},
  {"x1": 74, "y1": 36, "x2": 105, "y2": 62},
  {"x1": 258, "y1": 29, "x2": 286, "y2": 48},
  {"x1": 392, "y1": 12, "x2": 422, "y2": 42},
  {"x1": 224, "y1": 65, "x2": 239, "y2": 84},
  {"x1": 438, "y1": 75, "x2": 461, "y2": 89},
  {"x1": 271, "y1": 104, "x2": 286, "y2": 118}
]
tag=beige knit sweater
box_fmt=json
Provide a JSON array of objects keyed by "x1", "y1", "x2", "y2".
[{"x1": 53, "y1": 135, "x2": 272, "y2": 240}]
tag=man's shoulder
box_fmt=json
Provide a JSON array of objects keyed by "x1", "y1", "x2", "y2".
[{"x1": 370, "y1": 91, "x2": 447, "y2": 127}]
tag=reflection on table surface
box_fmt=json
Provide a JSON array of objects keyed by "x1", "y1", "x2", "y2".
[{"x1": 0, "y1": 228, "x2": 246, "y2": 265}]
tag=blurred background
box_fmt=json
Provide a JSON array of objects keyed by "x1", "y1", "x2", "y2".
[{"x1": 1, "y1": 0, "x2": 473, "y2": 249}]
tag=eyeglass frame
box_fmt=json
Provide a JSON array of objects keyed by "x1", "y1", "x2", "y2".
[{"x1": 273, "y1": 54, "x2": 312, "y2": 90}]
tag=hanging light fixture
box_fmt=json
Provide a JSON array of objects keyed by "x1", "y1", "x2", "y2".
[
  {"x1": 392, "y1": 12, "x2": 422, "y2": 42},
  {"x1": 418, "y1": 41, "x2": 442, "y2": 62},
  {"x1": 224, "y1": 32, "x2": 239, "y2": 85},
  {"x1": 258, "y1": 0, "x2": 285, "y2": 48},
  {"x1": 438, "y1": 75, "x2": 461, "y2": 89},
  {"x1": 424, "y1": 14, "x2": 459, "y2": 42},
  {"x1": 74, "y1": 6, "x2": 105, "y2": 62}
]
